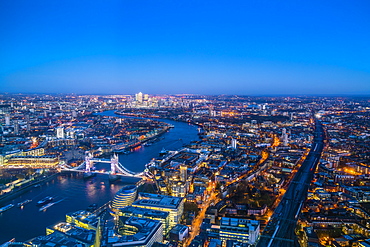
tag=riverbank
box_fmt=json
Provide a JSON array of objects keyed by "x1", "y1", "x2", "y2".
[
  {"x1": 0, "y1": 171, "x2": 59, "y2": 205},
  {"x1": 113, "y1": 125, "x2": 172, "y2": 153},
  {"x1": 114, "y1": 110, "x2": 203, "y2": 128},
  {"x1": 0, "y1": 110, "x2": 200, "y2": 243}
]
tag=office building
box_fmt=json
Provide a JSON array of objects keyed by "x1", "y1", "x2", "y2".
[
  {"x1": 66, "y1": 210, "x2": 98, "y2": 230},
  {"x1": 118, "y1": 206, "x2": 170, "y2": 234},
  {"x1": 231, "y1": 139, "x2": 237, "y2": 149},
  {"x1": 281, "y1": 128, "x2": 289, "y2": 146},
  {"x1": 132, "y1": 193, "x2": 184, "y2": 228},
  {"x1": 28, "y1": 231, "x2": 94, "y2": 247},
  {"x1": 135, "y1": 92, "x2": 143, "y2": 104},
  {"x1": 14, "y1": 121, "x2": 19, "y2": 135},
  {"x1": 111, "y1": 185, "x2": 137, "y2": 210},
  {"x1": 45, "y1": 223, "x2": 96, "y2": 246},
  {"x1": 180, "y1": 164, "x2": 187, "y2": 182},
  {"x1": 219, "y1": 217, "x2": 260, "y2": 245},
  {"x1": 169, "y1": 224, "x2": 189, "y2": 241},
  {"x1": 56, "y1": 127, "x2": 65, "y2": 139},
  {"x1": 6, "y1": 155, "x2": 59, "y2": 168},
  {"x1": 5, "y1": 114, "x2": 10, "y2": 126},
  {"x1": 171, "y1": 182, "x2": 187, "y2": 197},
  {"x1": 108, "y1": 216, "x2": 163, "y2": 247}
]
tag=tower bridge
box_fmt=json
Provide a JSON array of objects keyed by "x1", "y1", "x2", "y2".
[{"x1": 62, "y1": 152, "x2": 144, "y2": 178}]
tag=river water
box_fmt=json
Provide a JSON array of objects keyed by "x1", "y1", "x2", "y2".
[{"x1": 0, "y1": 111, "x2": 199, "y2": 243}]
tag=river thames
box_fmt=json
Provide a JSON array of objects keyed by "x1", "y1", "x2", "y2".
[{"x1": 0, "y1": 111, "x2": 199, "y2": 243}]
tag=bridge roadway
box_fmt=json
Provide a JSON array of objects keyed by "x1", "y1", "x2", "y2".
[
  {"x1": 256, "y1": 120, "x2": 325, "y2": 247},
  {"x1": 61, "y1": 158, "x2": 144, "y2": 178}
]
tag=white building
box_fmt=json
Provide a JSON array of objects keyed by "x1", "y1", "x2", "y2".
[
  {"x1": 219, "y1": 217, "x2": 260, "y2": 245},
  {"x1": 56, "y1": 127, "x2": 65, "y2": 139},
  {"x1": 135, "y1": 92, "x2": 143, "y2": 104}
]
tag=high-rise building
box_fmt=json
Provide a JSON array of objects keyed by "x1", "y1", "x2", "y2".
[
  {"x1": 25, "y1": 114, "x2": 31, "y2": 132},
  {"x1": 180, "y1": 164, "x2": 187, "y2": 182},
  {"x1": 135, "y1": 92, "x2": 143, "y2": 104},
  {"x1": 281, "y1": 128, "x2": 289, "y2": 146},
  {"x1": 143, "y1": 94, "x2": 149, "y2": 101},
  {"x1": 14, "y1": 121, "x2": 19, "y2": 135},
  {"x1": 5, "y1": 114, "x2": 10, "y2": 126},
  {"x1": 231, "y1": 139, "x2": 237, "y2": 149}
]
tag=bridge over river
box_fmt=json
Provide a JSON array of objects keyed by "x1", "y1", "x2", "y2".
[
  {"x1": 61, "y1": 153, "x2": 145, "y2": 178},
  {"x1": 0, "y1": 111, "x2": 199, "y2": 243}
]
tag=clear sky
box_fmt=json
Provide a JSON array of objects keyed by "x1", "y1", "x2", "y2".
[{"x1": 1, "y1": 0, "x2": 369, "y2": 95}]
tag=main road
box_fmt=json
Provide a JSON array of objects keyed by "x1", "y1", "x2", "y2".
[{"x1": 256, "y1": 120, "x2": 325, "y2": 247}]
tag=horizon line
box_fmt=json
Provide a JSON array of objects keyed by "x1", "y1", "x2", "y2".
[{"x1": 1, "y1": 92, "x2": 370, "y2": 98}]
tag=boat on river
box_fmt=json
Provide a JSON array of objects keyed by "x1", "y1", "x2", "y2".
[
  {"x1": 37, "y1": 196, "x2": 53, "y2": 206},
  {"x1": 17, "y1": 199, "x2": 32, "y2": 207},
  {"x1": 0, "y1": 204, "x2": 14, "y2": 213},
  {"x1": 39, "y1": 202, "x2": 54, "y2": 211},
  {"x1": 159, "y1": 148, "x2": 168, "y2": 156}
]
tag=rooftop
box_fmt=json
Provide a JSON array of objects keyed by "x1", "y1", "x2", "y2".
[
  {"x1": 107, "y1": 216, "x2": 162, "y2": 246},
  {"x1": 133, "y1": 193, "x2": 183, "y2": 210},
  {"x1": 119, "y1": 206, "x2": 169, "y2": 219}
]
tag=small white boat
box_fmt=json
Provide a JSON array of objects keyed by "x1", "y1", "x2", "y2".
[
  {"x1": 39, "y1": 202, "x2": 55, "y2": 211},
  {"x1": 18, "y1": 199, "x2": 32, "y2": 207},
  {"x1": 0, "y1": 204, "x2": 14, "y2": 213}
]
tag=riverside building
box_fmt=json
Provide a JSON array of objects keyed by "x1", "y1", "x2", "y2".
[
  {"x1": 107, "y1": 216, "x2": 163, "y2": 247},
  {"x1": 111, "y1": 185, "x2": 138, "y2": 210}
]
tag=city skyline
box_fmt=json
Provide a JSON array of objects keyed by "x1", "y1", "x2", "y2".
[
  {"x1": 1, "y1": 0, "x2": 370, "y2": 95},
  {"x1": 1, "y1": 94, "x2": 369, "y2": 246}
]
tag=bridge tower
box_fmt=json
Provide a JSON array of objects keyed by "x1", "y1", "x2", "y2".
[
  {"x1": 111, "y1": 153, "x2": 119, "y2": 174},
  {"x1": 85, "y1": 152, "x2": 93, "y2": 172}
]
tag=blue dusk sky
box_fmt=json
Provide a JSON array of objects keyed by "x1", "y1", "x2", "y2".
[{"x1": 0, "y1": 0, "x2": 369, "y2": 95}]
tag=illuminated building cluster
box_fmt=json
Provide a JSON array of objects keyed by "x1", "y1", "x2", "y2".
[{"x1": 1, "y1": 94, "x2": 370, "y2": 246}]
